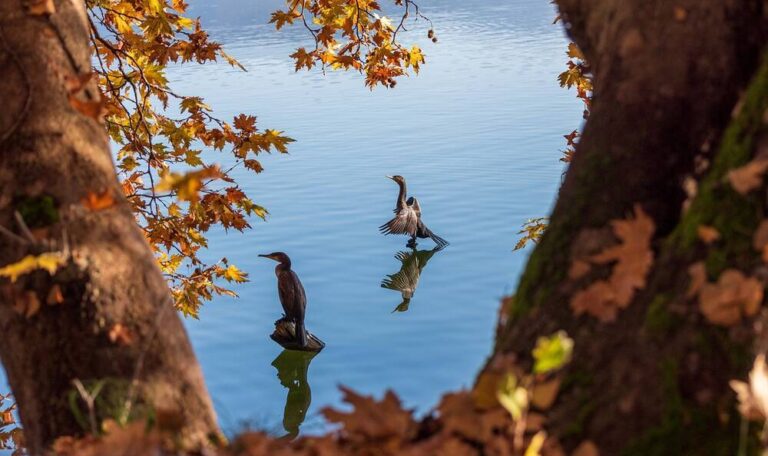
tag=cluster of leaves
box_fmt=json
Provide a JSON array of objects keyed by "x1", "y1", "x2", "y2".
[
  {"x1": 270, "y1": 0, "x2": 432, "y2": 88},
  {"x1": 514, "y1": 218, "x2": 549, "y2": 251},
  {"x1": 514, "y1": 40, "x2": 592, "y2": 250},
  {"x1": 83, "y1": 0, "x2": 296, "y2": 316},
  {"x1": 51, "y1": 332, "x2": 590, "y2": 456}
]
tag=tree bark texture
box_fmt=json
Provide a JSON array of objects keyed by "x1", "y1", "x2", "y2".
[
  {"x1": 0, "y1": 0, "x2": 219, "y2": 453},
  {"x1": 491, "y1": 0, "x2": 768, "y2": 454}
]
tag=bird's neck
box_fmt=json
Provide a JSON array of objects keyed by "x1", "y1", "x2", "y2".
[
  {"x1": 396, "y1": 181, "x2": 407, "y2": 208},
  {"x1": 276, "y1": 261, "x2": 291, "y2": 272}
]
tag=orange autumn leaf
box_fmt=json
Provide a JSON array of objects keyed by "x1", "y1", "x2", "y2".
[
  {"x1": 13, "y1": 291, "x2": 41, "y2": 318},
  {"x1": 321, "y1": 386, "x2": 416, "y2": 443},
  {"x1": 573, "y1": 440, "x2": 600, "y2": 456},
  {"x1": 531, "y1": 377, "x2": 561, "y2": 410},
  {"x1": 753, "y1": 219, "x2": 768, "y2": 262},
  {"x1": 46, "y1": 284, "x2": 64, "y2": 305},
  {"x1": 82, "y1": 190, "x2": 116, "y2": 211},
  {"x1": 108, "y1": 323, "x2": 135, "y2": 346},
  {"x1": 696, "y1": 225, "x2": 720, "y2": 244},
  {"x1": 699, "y1": 269, "x2": 763, "y2": 326},
  {"x1": 727, "y1": 158, "x2": 768, "y2": 195},
  {"x1": 27, "y1": 0, "x2": 55, "y2": 15},
  {"x1": 67, "y1": 72, "x2": 107, "y2": 123},
  {"x1": 570, "y1": 205, "x2": 655, "y2": 322}
]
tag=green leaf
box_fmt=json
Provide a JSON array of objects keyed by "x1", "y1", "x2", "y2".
[{"x1": 532, "y1": 330, "x2": 574, "y2": 374}]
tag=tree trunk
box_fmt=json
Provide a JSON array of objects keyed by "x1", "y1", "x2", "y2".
[
  {"x1": 490, "y1": 0, "x2": 768, "y2": 453},
  {"x1": 0, "y1": 0, "x2": 219, "y2": 453}
]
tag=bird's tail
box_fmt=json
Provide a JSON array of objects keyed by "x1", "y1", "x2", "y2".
[
  {"x1": 295, "y1": 320, "x2": 308, "y2": 347},
  {"x1": 419, "y1": 223, "x2": 449, "y2": 248}
]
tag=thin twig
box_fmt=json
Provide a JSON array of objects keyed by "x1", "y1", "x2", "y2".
[
  {"x1": 13, "y1": 212, "x2": 35, "y2": 244},
  {"x1": 72, "y1": 379, "x2": 103, "y2": 436}
]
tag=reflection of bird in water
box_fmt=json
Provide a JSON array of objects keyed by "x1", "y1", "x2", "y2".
[
  {"x1": 271, "y1": 350, "x2": 317, "y2": 439},
  {"x1": 379, "y1": 175, "x2": 448, "y2": 248},
  {"x1": 259, "y1": 252, "x2": 307, "y2": 347},
  {"x1": 381, "y1": 247, "x2": 442, "y2": 312}
]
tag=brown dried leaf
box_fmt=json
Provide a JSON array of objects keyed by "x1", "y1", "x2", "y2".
[
  {"x1": 753, "y1": 219, "x2": 768, "y2": 262},
  {"x1": 13, "y1": 291, "x2": 41, "y2": 317},
  {"x1": 568, "y1": 259, "x2": 591, "y2": 280},
  {"x1": 696, "y1": 225, "x2": 720, "y2": 244},
  {"x1": 686, "y1": 262, "x2": 707, "y2": 298},
  {"x1": 26, "y1": 0, "x2": 55, "y2": 15},
  {"x1": 321, "y1": 386, "x2": 415, "y2": 443},
  {"x1": 531, "y1": 378, "x2": 561, "y2": 410},
  {"x1": 67, "y1": 73, "x2": 107, "y2": 123},
  {"x1": 728, "y1": 159, "x2": 768, "y2": 195},
  {"x1": 572, "y1": 440, "x2": 600, "y2": 456},
  {"x1": 438, "y1": 391, "x2": 509, "y2": 444},
  {"x1": 699, "y1": 269, "x2": 763, "y2": 326},
  {"x1": 46, "y1": 283, "x2": 64, "y2": 305},
  {"x1": 570, "y1": 205, "x2": 655, "y2": 321},
  {"x1": 108, "y1": 323, "x2": 135, "y2": 346}
]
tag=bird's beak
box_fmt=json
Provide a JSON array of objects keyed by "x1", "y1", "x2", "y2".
[
  {"x1": 258, "y1": 254, "x2": 273, "y2": 259},
  {"x1": 385, "y1": 175, "x2": 394, "y2": 180}
]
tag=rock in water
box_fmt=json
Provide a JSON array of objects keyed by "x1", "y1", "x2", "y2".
[{"x1": 270, "y1": 319, "x2": 325, "y2": 352}]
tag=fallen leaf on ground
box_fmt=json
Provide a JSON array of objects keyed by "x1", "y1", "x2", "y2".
[{"x1": 699, "y1": 269, "x2": 763, "y2": 326}]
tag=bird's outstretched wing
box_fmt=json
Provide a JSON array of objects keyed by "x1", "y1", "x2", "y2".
[{"x1": 379, "y1": 205, "x2": 419, "y2": 236}]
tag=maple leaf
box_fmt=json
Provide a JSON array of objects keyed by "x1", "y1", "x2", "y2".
[
  {"x1": 699, "y1": 269, "x2": 762, "y2": 326},
  {"x1": 321, "y1": 386, "x2": 416, "y2": 443},
  {"x1": 727, "y1": 158, "x2": 768, "y2": 195},
  {"x1": 515, "y1": 217, "x2": 548, "y2": 250},
  {"x1": 570, "y1": 205, "x2": 655, "y2": 321},
  {"x1": 82, "y1": 190, "x2": 116, "y2": 211},
  {"x1": 0, "y1": 253, "x2": 66, "y2": 283}
]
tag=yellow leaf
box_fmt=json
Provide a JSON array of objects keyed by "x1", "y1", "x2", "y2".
[
  {"x1": 82, "y1": 190, "x2": 116, "y2": 211},
  {"x1": 0, "y1": 253, "x2": 65, "y2": 283},
  {"x1": 223, "y1": 264, "x2": 248, "y2": 283},
  {"x1": 497, "y1": 373, "x2": 528, "y2": 421},
  {"x1": 524, "y1": 431, "x2": 547, "y2": 456}
]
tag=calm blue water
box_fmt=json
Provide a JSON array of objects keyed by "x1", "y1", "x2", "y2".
[{"x1": 2, "y1": 0, "x2": 579, "y2": 443}]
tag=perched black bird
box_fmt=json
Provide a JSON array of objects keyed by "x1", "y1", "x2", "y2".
[
  {"x1": 379, "y1": 175, "x2": 448, "y2": 248},
  {"x1": 259, "y1": 252, "x2": 307, "y2": 347}
]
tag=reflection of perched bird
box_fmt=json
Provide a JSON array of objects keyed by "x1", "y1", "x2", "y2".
[
  {"x1": 259, "y1": 252, "x2": 307, "y2": 347},
  {"x1": 271, "y1": 350, "x2": 316, "y2": 439},
  {"x1": 381, "y1": 247, "x2": 441, "y2": 312},
  {"x1": 379, "y1": 175, "x2": 448, "y2": 248}
]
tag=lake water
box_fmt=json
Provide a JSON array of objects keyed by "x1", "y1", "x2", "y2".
[{"x1": 3, "y1": 0, "x2": 580, "y2": 442}]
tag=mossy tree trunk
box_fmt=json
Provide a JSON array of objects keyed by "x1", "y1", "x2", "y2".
[
  {"x1": 0, "y1": 0, "x2": 219, "y2": 453},
  {"x1": 490, "y1": 0, "x2": 768, "y2": 453}
]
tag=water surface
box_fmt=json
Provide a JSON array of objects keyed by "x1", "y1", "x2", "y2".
[{"x1": 3, "y1": 0, "x2": 579, "y2": 441}]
